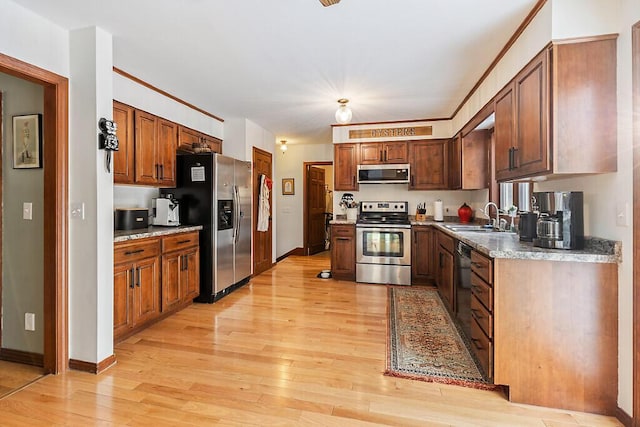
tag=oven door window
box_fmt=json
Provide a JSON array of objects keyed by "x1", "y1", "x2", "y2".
[{"x1": 361, "y1": 230, "x2": 404, "y2": 257}]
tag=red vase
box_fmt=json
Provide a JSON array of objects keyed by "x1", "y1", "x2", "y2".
[{"x1": 458, "y1": 203, "x2": 473, "y2": 223}]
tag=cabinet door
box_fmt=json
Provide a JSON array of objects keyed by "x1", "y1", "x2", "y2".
[
  {"x1": 182, "y1": 246, "x2": 200, "y2": 301},
  {"x1": 162, "y1": 252, "x2": 182, "y2": 312},
  {"x1": 178, "y1": 125, "x2": 202, "y2": 151},
  {"x1": 438, "y1": 247, "x2": 455, "y2": 312},
  {"x1": 114, "y1": 263, "x2": 134, "y2": 338},
  {"x1": 331, "y1": 225, "x2": 355, "y2": 280},
  {"x1": 334, "y1": 144, "x2": 359, "y2": 191},
  {"x1": 112, "y1": 101, "x2": 135, "y2": 184},
  {"x1": 494, "y1": 83, "x2": 514, "y2": 181},
  {"x1": 157, "y1": 118, "x2": 177, "y2": 187},
  {"x1": 411, "y1": 227, "x2": 434, "y2": 284},
  {"x1": 514, "y1": 49, "x2": 550, "y2": 177},
  {"x1": 134, "y1": 110, "x2": 158, "y2": 185},
  {"x1": 409, "y1": 140, "x2": 448, "y2": 190},
  {"x1": 384, "y1": 141, "x2": 408, "y2": 163},
  {"x1": 202, "y1": 134, "x2": 222, "y2": 154},
  {"x1": 133, "y1": 256, "x2": 161, "y2": 326},
  {"x1": 449, "y1": 134, "x2": 462, "y2": 190},
  {"x1": 359, "y1": 143, "x2": 383, "y2": 164}
]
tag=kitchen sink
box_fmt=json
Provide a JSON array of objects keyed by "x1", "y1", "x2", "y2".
[{"x1": 443, "y1": 224, "x2": 496, "y2": 232}]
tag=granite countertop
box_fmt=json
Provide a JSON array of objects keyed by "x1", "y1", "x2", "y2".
[
  {"x1": 420, "y1": 220, "x2": 620, "y2": 264},
  {"x1": 114, "y1": 225, "x2": 203, "y2": 243},
  {"x1": 330, "y1": 214, "x2": 356, "y2": 225}
]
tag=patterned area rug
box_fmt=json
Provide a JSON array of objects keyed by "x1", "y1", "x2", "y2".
[{"x1": 386, "y1": 286, "x2": 497, "y2": 389}]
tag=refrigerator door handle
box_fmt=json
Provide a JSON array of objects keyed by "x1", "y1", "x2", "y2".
[{"x1": 234, "y1": 185, "x2": 241, "y2": 245}]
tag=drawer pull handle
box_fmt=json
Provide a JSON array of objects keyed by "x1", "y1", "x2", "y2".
[
  {"x1": 471, "y1": 338, "x2": 484, "y2": 350},
  {"x1": 471, "y1": 285, "x2": 484, "y2": 294},
  {"x1": 124, "y1": 249, "x2": 144, "y2": 256},
  {"x1": 471, "y1": 262, "x2": 485, "y2": 269},
  {"x1": 336, "y1": 237, "x2": 350, "y2": 241},
  {"x1": 177, "y1": 239, "x2": 190, "y2": 244},
  {"x1": 471, "y1": 308, "x2": 484, "y2": 319}
]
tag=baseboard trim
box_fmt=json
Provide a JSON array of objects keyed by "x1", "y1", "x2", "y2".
[
  {"x1": 276, "y1": 247, "x2": 304, "y2": 262},
  {"x1": 69, "y1": 354, "x2": 117, "y2": 374},
  {"x1": 615, "y1": 406, "x2": 632, "y2": 427},
  {"x1": 0, "y1": 347, "x2": 44, "y2": 367}
]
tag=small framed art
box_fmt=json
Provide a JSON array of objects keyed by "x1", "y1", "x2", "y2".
[
  {"x1": 282, "y1": 178, "x2": 295, "y2": 195},
  {"x1": 13, "y1": 114, "x2": 42, "y2": 169}
]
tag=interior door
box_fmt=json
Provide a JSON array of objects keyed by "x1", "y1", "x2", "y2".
[
  {"x1": 252, "y1": 147, "x2": 273, "y2": 276},
  {"x1": 306, "y1": 166, "x2": 326, "y2": 255}
]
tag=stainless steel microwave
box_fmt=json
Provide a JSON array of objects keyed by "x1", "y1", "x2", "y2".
[{"x1": 357, "y1": 164, "x2": 410, "y2": 184}]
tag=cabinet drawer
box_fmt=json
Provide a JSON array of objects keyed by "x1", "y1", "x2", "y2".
[
  {"x1": 471, "y1": 272, "x2": 493, "y2": 311},
  {"x1": 470, "y1": 318, "x2": 493, "y2": 379},
  {"x1": 162, "y1": 231, "x2": 199, "y2": 253},
  {"x1": 114, "y1": 239, "x2": 160, "y2": 264},
  {"x1": 332, "y1": 224, "x2": 355, "y2": 237},
  {"x1": 470, "y1": 251, "x2": 493, "y2": 284},
  {"x1": 437, "y1": 231, "x2": 455, "y2": 253},
  {"x1": 471, "y1": 294, "x2": 493, "y2": 338}
]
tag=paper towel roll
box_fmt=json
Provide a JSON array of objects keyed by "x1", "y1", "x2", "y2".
[{"x1": 434, "y1": 200, "x2": 444, "y2": 222}]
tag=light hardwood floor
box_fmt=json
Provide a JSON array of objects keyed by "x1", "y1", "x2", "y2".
[
  {"x1": 0, "y1": 360, "x2": 44, "y2": 398},
  {"x1": 0, "y1": 253, "x2": 623, "y2": 426}
]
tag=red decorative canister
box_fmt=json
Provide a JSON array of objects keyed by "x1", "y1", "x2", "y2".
[{"x1": 458, "y1": 203, "x2": 473, "y2": 223}]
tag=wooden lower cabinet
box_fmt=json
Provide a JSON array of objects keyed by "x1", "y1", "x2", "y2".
[
  {"x1": 469, "y1": 250, "x2": 494, "y2": 380},
  {"x1": 330, "y1": 224, "x2": 356, "y2": 281},
  {"x1": 114, "y1": 231, "x2": 200, "y2": 342},
  {"x1": 161, "y1": 233, "x2": 200, "y2": 312},
  {"x1": 113, "y1": 239, "x2": 161, "y2": 339},
  {"x1": 411, "y1": 226, "x2": 435, "y2": 284}
]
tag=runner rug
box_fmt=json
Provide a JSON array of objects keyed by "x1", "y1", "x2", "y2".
[{"x1": 385, "y1": 286, "x2": 496, "y2": 390}]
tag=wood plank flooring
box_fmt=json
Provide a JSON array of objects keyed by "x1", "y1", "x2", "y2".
[
  {"x1": 0, "y1": 252, "x2": 623, "y2": 426},
  {"x1": 0, "y1": 360, "x2": 44, "y2": 398}
]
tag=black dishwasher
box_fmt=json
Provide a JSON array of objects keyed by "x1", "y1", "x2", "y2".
[{"x1": 455, "y1": 241, "x2": 472, "y2": 340}]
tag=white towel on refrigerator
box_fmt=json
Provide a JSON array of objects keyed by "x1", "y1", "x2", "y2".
[{"x1": 257, "y1": 174, "x2": 270, "y2": 232}]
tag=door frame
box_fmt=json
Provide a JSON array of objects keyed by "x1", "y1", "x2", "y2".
[
  {"x1": 302, "y1": 161, "x2": 333, "y2": 256},
  {"x1": 633, "y1": 20, "x2": 640, "y2": 427},
  {"x1": 0, "y1": 53, "x2": 68, "y2": 374}
]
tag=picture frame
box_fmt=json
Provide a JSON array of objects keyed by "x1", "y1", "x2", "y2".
[
  {"x1": 282, "y1": 178, "x2": 295, "y2": 195},
  {"x1": 13, "y1": 114, "x2": 42, "y2": 169}
]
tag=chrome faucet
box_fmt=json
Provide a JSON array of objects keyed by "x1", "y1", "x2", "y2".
[{"x1": 483, "y1": 202, "x2": 500, "y2": 229}]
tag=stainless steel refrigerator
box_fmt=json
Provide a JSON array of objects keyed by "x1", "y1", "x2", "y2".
[{"x1": 162, "y1": 153, "x2": 252, "y2": 302}]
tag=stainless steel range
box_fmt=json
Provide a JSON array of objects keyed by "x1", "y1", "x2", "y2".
[{"x1": 356, "y1": 201, "x2": 411, "y2": 286}]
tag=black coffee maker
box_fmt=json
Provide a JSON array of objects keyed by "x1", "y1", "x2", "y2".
[
  {"x1": 518, "y1": 212, "x2": 538, "y2": 242},
  {"x1": 532, "y1": 191, "x2": 584, "y2": 250}
]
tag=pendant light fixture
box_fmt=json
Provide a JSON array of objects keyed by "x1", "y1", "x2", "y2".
[
  {"x1": 335, "y1": 98, "x2": 352, "y2": 124},
  {"x1": 280, "y1": 140, "x2": 288, "y2": 154},
  {"x1": 319, "y1": 0, "x2": 341, "y2": 6}
]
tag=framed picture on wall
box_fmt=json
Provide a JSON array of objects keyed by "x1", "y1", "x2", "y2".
[
  {"x1": 13, "y1": 114, "x2": 42, "y2": 169},
  {"x1": 282, "y1": 178, "x2": 295, "y2": 195}
]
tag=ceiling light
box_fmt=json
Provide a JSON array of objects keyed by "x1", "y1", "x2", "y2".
[
  {"x1": 335, "y1": 98, "x2": 352, "y2": 124},
  {"x1": 319, "y1": 0, "x2": 341, "y2": 6},
  {"x1": 280, "y1": 140, "x2": 288, "y2": 153}
]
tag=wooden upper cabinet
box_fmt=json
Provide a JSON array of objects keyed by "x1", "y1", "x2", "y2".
[
  {"x1": 493, "y1": 37, "x2": 616, "y2": 181},
  {"x1": 449, "y1": 134, "x2": 462, "y2": 190},
  {"x1": 494, "y1": 83, "x2": 515, "y2": 180},
  {"x1": 157, "y1": 119, "x2": 177, "y2": 187},
  {"x1": 334, "y1": 143, "x2": 359, "y2": 191},
  {"x1": 461, "y1": 130, "x2": 490, "y2": 190},
  {"x1": 408, "y1": 139, "x2": 448, "y2": 190},
  {"x1": 359, "y1": 141, "x2": 408, "y2": 164},
  {"x1": 178, "y1": 125, "x2": 222, "y2": 154},
  {"x1": 134, "y1": 110, "x2": 159, "y2": 185},
  {"x1": 112, "y1": 101, "x2": 135, "y2": 184}
]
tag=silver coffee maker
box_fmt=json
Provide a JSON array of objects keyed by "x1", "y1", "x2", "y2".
[
  {"x1": 152, "y1": 194, "x2": 180, "y2": 226},
  {"x1": 532, "y1": 191, "x2": 583, "y2": 250}
]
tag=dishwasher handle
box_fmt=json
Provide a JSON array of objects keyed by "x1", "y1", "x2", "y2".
[{"x1": 456, "y1": 241, "x2": 472, "y2": 258}]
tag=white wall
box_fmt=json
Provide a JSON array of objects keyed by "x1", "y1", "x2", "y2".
[
  {"x1": 68, "y1": 26, "x2": 114, "y2": 364},
  {"x1": 275, "y1": 143, "x2": 333, "y2": 257},
  {"x1": 221, "y1": 116, "x2": 248, "y2": 160},
  {"x1": 113, "y1": 73, "x2": 223, "y2": 140},
  {"x1": 0, "y1": 0, "x2": 69, "y2": 77}
]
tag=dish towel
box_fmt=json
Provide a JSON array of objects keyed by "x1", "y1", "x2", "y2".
[{"x1": 257, "y1": 174, "x2": 271, "y2": 232}]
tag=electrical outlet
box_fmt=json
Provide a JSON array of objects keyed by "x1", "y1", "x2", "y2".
[
  {"x1": 70, "y1": 202, "x2": 85, "y2": 220},
  {"x1": 23, "y1": 202, "x2": 32, "y2": 220},
  {"x1": 25, "y1": 313, "x2": 35, "y2": 331},
  {"x1": 616, "y1": 202, "x2": 629, "y2": 227}
]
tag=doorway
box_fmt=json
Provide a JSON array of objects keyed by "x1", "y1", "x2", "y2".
[
  {"x1": 0, "y1": 53, "x2": 68, "y2": 375},
  {"x1": 253, "y1": 147, "x2": 273, "y2": 276},
  {"x1": 303, "y1": 162, "x2": 333, "y2": 256}
]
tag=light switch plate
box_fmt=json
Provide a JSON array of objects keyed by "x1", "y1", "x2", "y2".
[
  {"x1": 25, "y1": 313, "x2": 35, "y2": 331},
  {"x1": 23, "y1": 202, "x2": 32, "y2": 220},
  {"x1": 70, "y1": 202, "x2": 85, "y2": 220}
]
